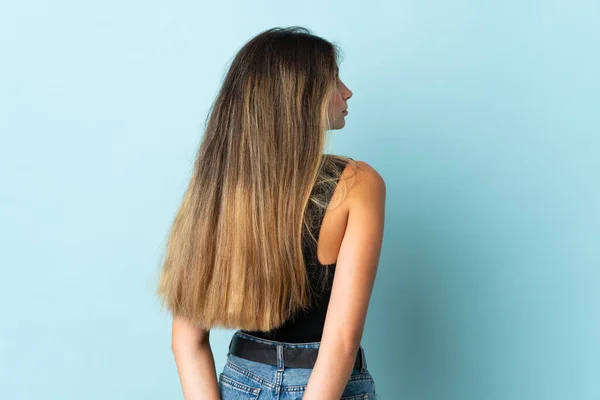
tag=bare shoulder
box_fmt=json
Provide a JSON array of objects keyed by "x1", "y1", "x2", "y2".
[
  {"x1": 343, "y1": 159, "x2": 386, "y2": 206},
  {"x1": 352, "y1": 159, "x2": 385, "y2": 184},
  {"x1": 343, "y1": 159, "x2": 386, "y2": 251}
]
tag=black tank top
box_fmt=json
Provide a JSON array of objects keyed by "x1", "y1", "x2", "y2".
[{"x1": 241, "y1": 156, "x2": 349, "y2": 343}]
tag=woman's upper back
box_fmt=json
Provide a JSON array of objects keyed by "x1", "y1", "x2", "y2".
[{"x1": 241, "y1": 155, "x2": 386, "y2": 343}]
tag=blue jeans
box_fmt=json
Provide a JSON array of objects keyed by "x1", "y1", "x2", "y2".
[{"x1": 219, "y1": 330, "x2": 378, "y2": 399}]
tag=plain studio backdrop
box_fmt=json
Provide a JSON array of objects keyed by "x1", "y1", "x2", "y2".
[{"x1": 0, "y1": 1, "x2": 598, "y2": 399}]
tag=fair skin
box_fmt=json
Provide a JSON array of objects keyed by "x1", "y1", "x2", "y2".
[
  {"x1": 328, "y1": 65, "x2": 353, "y2": 130},
  {"x1": 171, "y1": 319, "x2": 219, "y2": 399},
  {"x1": 171, "y1": 68, "x2": 384, "y2": 400}
]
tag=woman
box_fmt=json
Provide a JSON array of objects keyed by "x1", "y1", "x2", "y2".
[{"x1": 156, "y1": 26, "x2": 386, "y2": 400}]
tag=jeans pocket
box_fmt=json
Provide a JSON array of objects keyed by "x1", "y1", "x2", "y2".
[
  {"x1": 340, "y1": 373, "x2": 376, "y2": 399},
  {"x1": 341, "y1": 394, "x2": 370, "y2": 399},
  {"x1": 218, "y1": 373, "x2": 261, "y2": 400}
]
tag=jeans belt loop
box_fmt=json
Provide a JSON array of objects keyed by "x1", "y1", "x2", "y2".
[
  {"x1": 277, "y1": 344, "x2": 284, "y2": 372},
  {"x1": 360, "y1": 346, "x2": 367, "y2": 373}
]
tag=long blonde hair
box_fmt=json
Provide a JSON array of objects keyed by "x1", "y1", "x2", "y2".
[{"x1": 156, "y1": 26, "x2": 357, "y2": 331}]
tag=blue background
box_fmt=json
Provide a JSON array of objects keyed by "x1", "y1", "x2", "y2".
[{"x1": 1, "y1": 1, "x2": 598, "y2": 399}]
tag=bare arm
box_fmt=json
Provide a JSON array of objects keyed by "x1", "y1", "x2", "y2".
[
  {"x1": 171, "y1": 316, "x2": 220, "y2": 400},
  {"x1": 303, "y1": 162, "x2": 386, "y2": 400}
]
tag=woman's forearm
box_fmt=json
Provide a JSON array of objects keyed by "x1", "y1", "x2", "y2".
[
  {"x1": 302, "y1": 342, "x2": 358, "y2": 400},
  {"x1": 172, "y1": 342, "x2": 220, "y2": 400}
]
